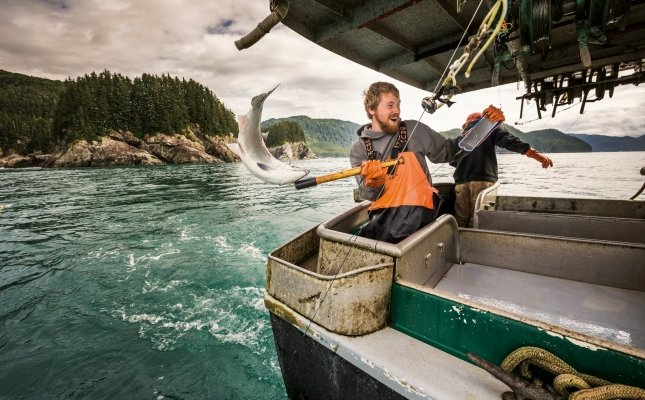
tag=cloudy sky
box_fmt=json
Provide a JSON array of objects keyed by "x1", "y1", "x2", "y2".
[{"x1": 2, "y1": 0, "x2": 644, "y2": 137}]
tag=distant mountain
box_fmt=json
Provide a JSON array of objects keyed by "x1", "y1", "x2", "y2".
[
  {"x1": 263, "y1": 117, "x2": 599, "y2": 156},
  {"x1": 511, "y1": 127, "x2": 591, "y2": 153},
  {"x1": 263, "y1": 116, "x2": 358, "y2": 157},
  {"x1": 439, "y1": 124, "x2": 591, "y2": 153},
  {"x1": 569, "y1": 134, "x2": 645, "y2": 151}
]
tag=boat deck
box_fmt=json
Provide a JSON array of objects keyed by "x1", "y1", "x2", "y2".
[
  {"x1": 435, "y1": 263, "x2": 645, "y2": 350},
  {"x1": 337, "y1": 325, "x2": 508, "y2": 399}
]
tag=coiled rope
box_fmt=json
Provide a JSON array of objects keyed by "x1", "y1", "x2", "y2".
[{"x1": 500, "y1": 346, "x2": 645, "y2": 400}]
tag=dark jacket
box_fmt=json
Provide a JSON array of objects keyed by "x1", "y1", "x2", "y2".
[{"x1": 450, "y1": 125, "x2": 531, "y2": 184}]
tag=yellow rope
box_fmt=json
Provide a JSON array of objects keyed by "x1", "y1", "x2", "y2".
[
  {"x1": 465, "y1": 0, "x2": 508, "y2": 78},
  {"x1": 501, "y1": 346, "x2": 575, "y2": 374},
  {"x1": 553, "y1": 374, "x2": 591, "y2": 396},
  {"x1": 569, "y1": 384, "x2": 645, "y2": 400},
  {"x1": 500, "y1": 347, "x2": 645, "y2": 400}
]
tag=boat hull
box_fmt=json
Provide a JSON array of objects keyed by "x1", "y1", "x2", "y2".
[{"x1": 270, "y1": 312, "x2": 406, "y2": 400}]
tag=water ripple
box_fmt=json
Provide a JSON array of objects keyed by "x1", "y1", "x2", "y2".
[{"x1": 0, "y1": 152, "x2": 643, "y2": 399}]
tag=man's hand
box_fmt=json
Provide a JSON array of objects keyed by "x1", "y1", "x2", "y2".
[
  {"x1": 525, "y1": 148, "x2": 553, "y2": 168},
  {"x1": 360, "y1": 160, "x2": 387, "y2": 188},
  {"x1": 483, "y1": 105, "x2": 505, "y2": 123}
]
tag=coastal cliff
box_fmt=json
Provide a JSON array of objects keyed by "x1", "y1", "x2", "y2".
[{"x1": 0, "y1": 130, "x2": 314, "y2": 168}]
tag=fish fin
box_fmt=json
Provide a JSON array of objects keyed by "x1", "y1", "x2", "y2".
[
  {"x1": 237, "y1": 114, "x2": 248, "y2": 131},
  {"x1": 257, "y1": 162, "x2": 273, "y2": 171},
  {"x1": 227, "y1": 143, "x2": 244, "y2": 157}
]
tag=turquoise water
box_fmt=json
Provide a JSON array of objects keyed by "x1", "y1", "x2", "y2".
[{"x1": 1, "y1": 152, "x2": 643, "y2": 399}]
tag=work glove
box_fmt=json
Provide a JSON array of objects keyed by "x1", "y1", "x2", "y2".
[
  {"x1": 525, "y1": 148, "x2": 553, "y2": 168},
  {"x1": 360, "y1": 160, "x2": 387, "y2": 188},
  {"x1": 483, "y1": 105, "x2": 505, "y2": 123}
]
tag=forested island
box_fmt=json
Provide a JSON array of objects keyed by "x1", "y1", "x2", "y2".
[
  {"x1": 0, "y1": 69, "x2": 311, "y2": 167},
  {"x1": 1, "y1": 69, "x2": 642, "y2": 168}
]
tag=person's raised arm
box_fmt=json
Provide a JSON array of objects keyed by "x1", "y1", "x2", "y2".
[{"x1": 524, "y1": 148, "x2": 553, "y2": 168}]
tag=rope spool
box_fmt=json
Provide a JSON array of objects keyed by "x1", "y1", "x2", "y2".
[
  {"x1": 519, "y1": 0, "x2": 551, "y2": 56},
  {"x1": 532, "y1": 0, "x2": 551, "y2": 43}
]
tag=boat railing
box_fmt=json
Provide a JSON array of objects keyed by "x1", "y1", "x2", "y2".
[
  {"x1": 458, "y1": 228, "x2": 645, "y2": 291},
  {"x1": 492, "y1": 195, "x2": 645, "y2": 218},
  {"x1": 471, "y1": 182, "x2": 645, "y2": 243},
  {"x1": 474, "y1": 209, "x2": 645, "y2": 243}
]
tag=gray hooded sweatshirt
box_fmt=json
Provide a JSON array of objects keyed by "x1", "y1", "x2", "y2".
[{"x1": 349, "y1": 120, "x2": 460, "y2": 200}]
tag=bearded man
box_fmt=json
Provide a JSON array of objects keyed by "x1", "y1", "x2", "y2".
[{"x1": 349, "y1": 81, "x2": 462, "y2": 242}]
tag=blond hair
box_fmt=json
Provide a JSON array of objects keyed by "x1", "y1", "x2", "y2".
[{"x1": 363, "y1": 82, "x2": 400, "y2": 120}]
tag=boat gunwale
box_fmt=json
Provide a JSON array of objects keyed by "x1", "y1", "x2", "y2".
[
  {"x1": 310, "y1": 204, "x2": 645, "y2": 357},
  {"x1": 317, "y1": 205, "x2": 460, "y2": 258},
  {"x1": 459, "y1": 226, "x2": 645, "y2": 250},
  {"x1": 267, "y1": 253, "x2": 395, "y2": 280}
]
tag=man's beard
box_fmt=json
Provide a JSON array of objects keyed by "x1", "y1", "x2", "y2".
[{"x1": 376, "y1": 114, "x2": 400, "y2": 134}]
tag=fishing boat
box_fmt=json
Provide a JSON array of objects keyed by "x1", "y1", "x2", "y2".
[
  {"x1": 238, "y1": 1, "x2": 645, "y2": 399},
  {"x1": 265, "y1": 182, "x2": 644, "y2": 399}
]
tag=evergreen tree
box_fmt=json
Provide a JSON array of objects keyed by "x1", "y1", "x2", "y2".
[
  {"x1": 2, "y1": 69, "x2": 239, "y2": 153},
  {"x1": 0, "y1": 70, "x2": 64, "y2": 154},
  {"x1": 264, "y1": 120, "x2": 306, "y2": 147}
]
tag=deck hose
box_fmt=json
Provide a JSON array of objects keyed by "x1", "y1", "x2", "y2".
[{"x1": 235, "y1": 0, "x2": 289, "y2": 50}]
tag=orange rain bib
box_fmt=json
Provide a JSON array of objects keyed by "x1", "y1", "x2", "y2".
[{"x1": 368, "y1": 151, "x2": 437, "y2": 211}]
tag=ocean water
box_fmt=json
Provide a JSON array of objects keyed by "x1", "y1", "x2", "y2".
[{"x1": 0, "y1": 152, "x2": 643, "y2": 399}]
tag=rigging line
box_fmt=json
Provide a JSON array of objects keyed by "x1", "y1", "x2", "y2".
[
  {"x1": 402, "y1": 1, "x2": 487, "y2": 184},
  {"x1": 563, "y1": 108, "x2": 585, "y2": 133},
  {"x1": 400, "y1": 109, "x2": 426, "y2": 153},
  {"x1": 431, "y1": 160, "x2": 452, "y2": 176},
  {"x1": 432, "y1": 0, "x2": 487, "y2": 94},
  {"x1": 497, "y1": 84, "x2": 503, "y2": 108},
  {"x1": 465, "y1": 0, "x2": 507, "y2": 78}
]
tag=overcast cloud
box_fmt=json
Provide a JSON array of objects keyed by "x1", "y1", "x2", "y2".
[{"x1": 1, "y1": 0, "x2": 643, "y2": 137}]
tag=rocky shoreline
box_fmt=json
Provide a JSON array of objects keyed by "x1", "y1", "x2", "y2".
[{"x1": 0, "y1": 130, "x2": 315, "y2": 168}]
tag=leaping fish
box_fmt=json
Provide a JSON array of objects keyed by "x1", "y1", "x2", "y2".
[{"x1": 227, "y1": 86, "x2": 309, "y2": 185}]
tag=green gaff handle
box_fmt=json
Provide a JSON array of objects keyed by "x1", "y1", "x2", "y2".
[{"x1": 294, "y1": 158, "x2": 404, "y2": 190}]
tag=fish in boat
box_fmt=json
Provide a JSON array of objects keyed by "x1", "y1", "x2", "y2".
[{"x1": 227, "y1": 86, "x2": 309, "y2": 185}]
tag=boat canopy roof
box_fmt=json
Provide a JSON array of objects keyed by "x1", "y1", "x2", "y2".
[{"x1": 247, "y1": 0, "x2": 645, "y2": 114}]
